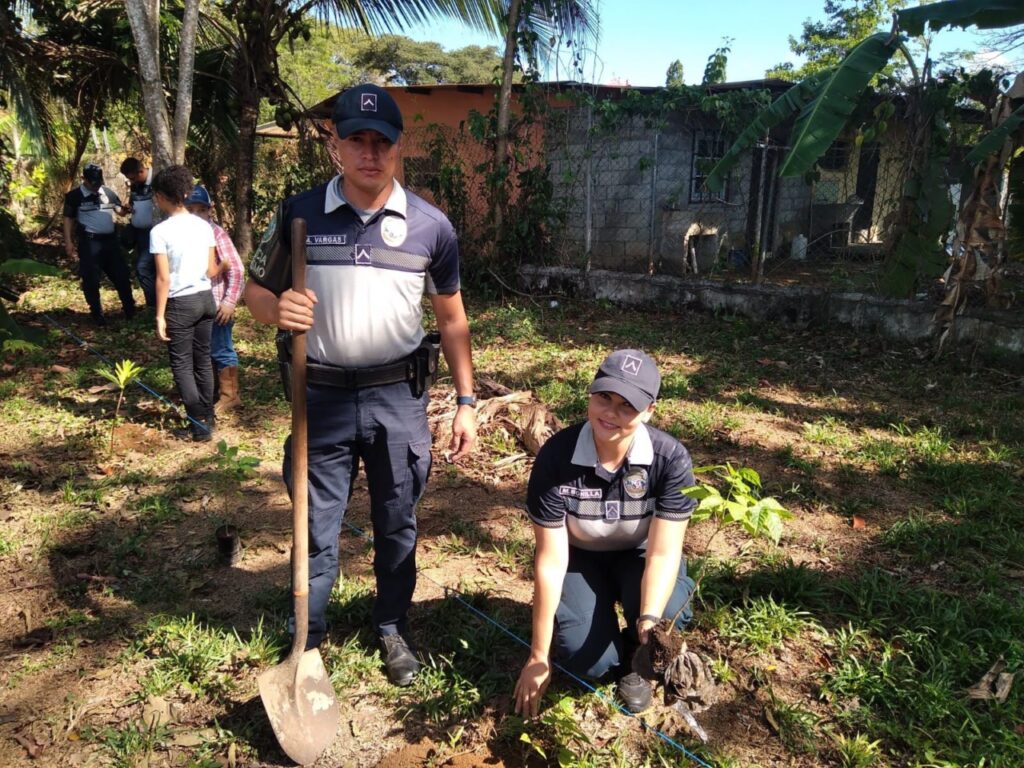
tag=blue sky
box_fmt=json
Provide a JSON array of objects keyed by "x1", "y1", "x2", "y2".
[{"x1": 401, "y1": 0, "x2": 1000, "y2": 86}]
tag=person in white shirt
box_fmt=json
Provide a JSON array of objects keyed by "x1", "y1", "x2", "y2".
[{"x1": 150, "y1": 165, "x2": 221, "y2": 441}]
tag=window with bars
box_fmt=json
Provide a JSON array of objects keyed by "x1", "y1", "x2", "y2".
[{"x1": 690, "y1": 130, "x2": 729, "y2": 203}]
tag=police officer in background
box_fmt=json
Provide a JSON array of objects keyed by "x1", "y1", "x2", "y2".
[
  {"x1": 120, "y1": 157, "x2": 157, "y2": 307},
  {"x1": 244, "y1": 83, "x2": 477, "y2": 687},
  {"x1": 62, "y1": 163, "x2": 137, "y2": 325}
]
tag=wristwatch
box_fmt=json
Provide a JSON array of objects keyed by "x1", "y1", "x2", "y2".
[{"x1": 456, "y1": 395, "x2": 477, "y2": 408}]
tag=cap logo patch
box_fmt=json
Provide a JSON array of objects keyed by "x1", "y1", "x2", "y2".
[
  {"x1": 360, "y1": 93, "x2": 377, "y2": 112},
  {"x1": 604, "y1": 500, "x2": 621, "y2": 521},
  {"x1": 621, "y1": 355, "x2": 643, "y2": 376}
]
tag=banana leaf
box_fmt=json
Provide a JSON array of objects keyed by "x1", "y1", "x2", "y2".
[
  {"x1": 898, "y1": 0, "x2": 1024, "y2": 37},
  {"x1": 704, "y1": 69, "x2": 834, "y2": 193},
  {"x1": 0, "y1": 259, "x2": 61, "y2": 276},
  {"x1": 778, "y1": 33, "x2": 899, "y2": 178},
  {"x1": 965, "y1": 103, "x2": 1024, "y2": 166}
]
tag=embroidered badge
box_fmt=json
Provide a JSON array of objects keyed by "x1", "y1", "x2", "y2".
[
  {"x1": 353, "y1": 244, "x2": 372, "y2": 265},
  {"x1": 361, "y1": 93, "x2": 377, "y2": 112},
  {"x1": 621, "y1": 354, "x2": 643, "y2": 376},
  {"x1": 380, "y1": 215, "x2": 407, "y2": 247},
  {"x1": 623, "y1": 467, "x2": 649, "y2": 499},
  {"x1": 604, "y1": 500, "x2": 621, "y2": 521}
]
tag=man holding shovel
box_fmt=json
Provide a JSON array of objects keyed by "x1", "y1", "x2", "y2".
[{"x1": 244, "y1": 83, "x2": 476, "y2": 689}]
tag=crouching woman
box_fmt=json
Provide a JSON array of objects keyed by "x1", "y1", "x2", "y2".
[{"x1": 514, "y1": 349, "x2": 696, "y2": 717}]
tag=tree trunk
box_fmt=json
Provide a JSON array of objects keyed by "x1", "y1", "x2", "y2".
[
  {"x1": 124, "y1": 0, "x2": 174, "y2": 170},
  {"x1": 233, "y1": 95, "x2": 259, "y2": 258},
  {"x1": 493, "y1": 0, "x2": 524, "y2": 240},
  {"x1": 172, "y1": 0, "x2": 201, "y2": 164}
]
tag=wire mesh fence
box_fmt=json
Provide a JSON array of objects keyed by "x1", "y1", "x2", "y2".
[{"x1": 342, "y1": 90, "x2": 919, "y2": 290}]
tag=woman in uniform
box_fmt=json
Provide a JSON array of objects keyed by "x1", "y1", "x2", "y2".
[{"x1": 514, "y1": 349, "x2": 696, "y2": 716}]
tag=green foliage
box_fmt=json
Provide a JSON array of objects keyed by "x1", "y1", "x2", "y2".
[
  {"x1": 834, "y1": 732, "x2": 884, "y2": 767},
  {"x1": 350, "y1": 34, "x2": 503, "y2": 86},
  {"x1": 214, "y1": 440, "x2": 261, "y2": 481},
  {"x1": 705, "y1": 68, "x2": 835, "y2": 192},
  {"x1": 778, "y1": 33, "x2": 899, "y2": 178},
  {"x1": 965, "y1": 102, "x2": 1024, "y2": 165},
  {"x1": 702, "y1": 39, "x2": 732, "y2": 85},
  {"x1": 767, "y1": 0, "x2": 907, "y2": 81},
  {"x1": 665, "y1": 59, "x2": 684, "y2": 88},
  {"x1": 897, "y1": 0, "x2": 1024, "y2": 37},
  {"x1": 685, "y1": 464, "x2": 793, "y2": 545}
]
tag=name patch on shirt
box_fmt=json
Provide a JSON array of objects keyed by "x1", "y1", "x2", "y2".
[
  {"x1": 559, "y1": 486, "x2": 602, "y2": 500},
  {"x1": 308, "y1": 234, "x2": 347, "y2": 246}
]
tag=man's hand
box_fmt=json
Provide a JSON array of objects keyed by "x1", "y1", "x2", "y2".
[
  {"x1": 276, "y1": 288, "x2": 317, "y2": 331},
  {"x1": 156, "y1": 315, "x2": 169, "y2": 342},
  {"x1": 215, "y1": 304, "x2": 235, "y2": 325},
  {"x1": 448, "y1": 404, "x2": 477, "y2": 461},
  {"x1": 514, "y1": 655, "x2": 551, "y2": 718},
  {"x1": 638, "y1": 617, "x2": 657, "y2": 646},
  {"x1": 65, "y1": 245, "x2": 76, "y2": 260}
]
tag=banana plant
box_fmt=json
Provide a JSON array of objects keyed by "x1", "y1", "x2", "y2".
[
  {"x1": 777, "y1": 32, "x2": 901, "y2": 178},
  {"x1": 0, "y1": 257, "x2": 60, "y2": 351},
  {"x1": 704, "y1": 68, "x2": 835, "y2": 193}
]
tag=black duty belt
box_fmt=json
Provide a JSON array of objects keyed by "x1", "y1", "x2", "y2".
[
  {"x1": 306, "y1": 358, "x2": 415, "y2": 390},
  {"x1": 80, "y1": 231, "x2": 115, "y2": 240},
  {"x1": 276, "y1": 331, "x2": 441, "y2": 401}
]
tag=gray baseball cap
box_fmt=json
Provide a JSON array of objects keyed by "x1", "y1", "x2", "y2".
[{"x1": 589, "y1": 349, "x2": 661, "y2": 412}]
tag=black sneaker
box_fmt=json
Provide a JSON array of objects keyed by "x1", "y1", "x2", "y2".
[
  {"x1": 123, "y1": 304, "x2": 137, "y2": 321},
  {"x1": 90, "y1": 313, "x2": 107, "y2": 327},
  {"x1": 617, "y1": 672, "x2": 653, "y2": 712},
  {"x1": 379, "y1": 634, "x2": 420, "y2": 687}
]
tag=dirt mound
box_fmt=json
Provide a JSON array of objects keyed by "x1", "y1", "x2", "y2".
[{"x1": 375, "y1": 737, "x2": 508, "y2": 767}]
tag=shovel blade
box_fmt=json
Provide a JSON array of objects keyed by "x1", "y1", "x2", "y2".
[{"x1": 258, "y1": 649, "x2": 339, "y2": 765}]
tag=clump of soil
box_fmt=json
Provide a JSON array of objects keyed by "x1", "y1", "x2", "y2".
[{"x1": 649, "y1": 619, "x2": 684, "y2": 675}]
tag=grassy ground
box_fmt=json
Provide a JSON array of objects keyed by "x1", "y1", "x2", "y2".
[{"x1": 0, "y1": 261, "x2": 1022, "y2": 767}]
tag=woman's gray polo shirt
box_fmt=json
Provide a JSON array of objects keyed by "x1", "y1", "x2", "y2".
[{"x1": 526, "y1": 422, "x2": 696, "y2": 551}]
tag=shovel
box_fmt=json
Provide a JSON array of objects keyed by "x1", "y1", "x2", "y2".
[{"x1": 258, "y1": 218, "x2": 339, "y2": 765}]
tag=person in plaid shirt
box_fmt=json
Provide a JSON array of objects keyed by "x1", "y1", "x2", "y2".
[{"x1": 186, "y1": 186, "x2": 245, "y2": 411}]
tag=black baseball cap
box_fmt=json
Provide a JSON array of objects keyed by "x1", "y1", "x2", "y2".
[
  {"x1": 589, "y1": 349, "x2": 661, "y2": 412},
  {"x1": 83, "y1": 163, "x2": 104, "y2": 184},
  {"x1": 332, "y1": 83, "x2": 403, "y2": 143}
]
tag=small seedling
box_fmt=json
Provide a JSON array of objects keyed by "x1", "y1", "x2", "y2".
[
  {"x1": 215, "y1": 440, "x2": 261, "y2": 481},
  {"x1": 97, "y1": 359, "x2": 144, "y2": 454}
]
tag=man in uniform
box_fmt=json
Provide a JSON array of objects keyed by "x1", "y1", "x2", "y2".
[
  {"x1": 63, "y1": 163, "x2": 137, "y2": 325},
  {"x1": 119, "y1": 157, "x2": 157, "y2": 308},
  {"x1": 243, "y1": 83, "x2": 477, "y2": 687}
]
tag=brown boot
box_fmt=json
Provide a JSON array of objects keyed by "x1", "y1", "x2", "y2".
[{"x1": 215, "y1": 366, "x2": 242, "y2": 412}]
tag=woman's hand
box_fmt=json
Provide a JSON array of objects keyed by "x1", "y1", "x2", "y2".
[
  {"x1": 514, "y1": 654, "x2": 552, "y2": 718},
  {"x1": 156, "y1": 315, "x2": 169, "y2": 342}
]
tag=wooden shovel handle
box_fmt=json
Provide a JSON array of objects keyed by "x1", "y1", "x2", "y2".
[{"x1": 290, "y1": 218, "x2": 309, "y2": 657}]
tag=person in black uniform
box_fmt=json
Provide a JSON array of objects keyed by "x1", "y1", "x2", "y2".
[
  {"x1": 120, "y1": 157, "x2": 157, "y2": 307},
  {"x1": 244, "y1": 83, "x2": 477, "y2": 688},
  {"x1": 514, "y1": 349, "x2": 696, "y2": 716},
  {"x1": 62, "y1": 163, "x2": 137, "y2": 325}
]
